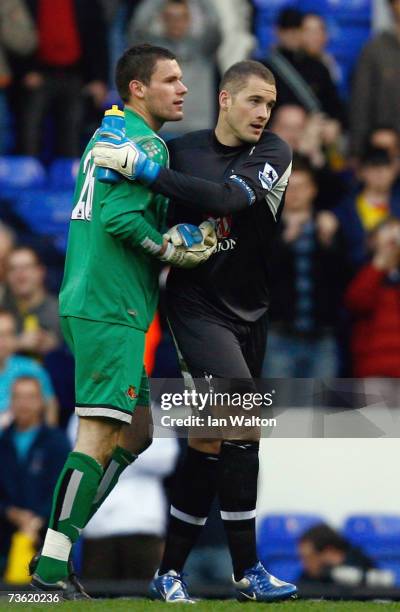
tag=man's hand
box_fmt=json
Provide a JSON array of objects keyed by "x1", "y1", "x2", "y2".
[
  {"x1": 159, "y1": 221, "x2": 217, "y2": 268},
  {"x1": 92, "y1": 127, "x2": 160, "y2": 185},
  {"x1": 315, "y1": 211, "x2": 339, "y2": 246},
  {"x1": 164, "y1": 223, "x2": 204, "y2": 248}
]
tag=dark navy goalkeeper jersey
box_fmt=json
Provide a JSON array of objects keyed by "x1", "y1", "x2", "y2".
[{"x1": 153, "y1": 129, "x2": 292, "y2": 323}]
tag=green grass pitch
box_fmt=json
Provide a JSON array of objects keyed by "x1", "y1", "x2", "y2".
[{"x1": 1, "y1": 600, "x2": 400, "y2": 611}]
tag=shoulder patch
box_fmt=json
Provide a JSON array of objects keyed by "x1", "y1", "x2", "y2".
[{"x1": 258, "y1": 162, "x2": 278, "y2": 191}]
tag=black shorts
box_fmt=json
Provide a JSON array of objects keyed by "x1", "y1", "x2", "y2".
[{"x1": 167, "y1": 296, "x2": 267, "y2": 380}]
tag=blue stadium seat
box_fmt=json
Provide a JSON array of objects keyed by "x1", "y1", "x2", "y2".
[
  {"x1": 14, "y1": 189, "x2": 73, "y2": 252},
  {"x1": 258, "y1": 513, "x2": 324, "y2": 558},
  {"x1": 0, "y1": 156, "x2": 46, "y2": 190},
  {"x1": 265, "y1": 558, "x2": 302, "y2": 583},
  {"x1": 252, "y1": 0, "x2": 296, "y2": 18},
  {"x1": 377, "y1": 561, "x2": 400, "y2": 587},
  {"x1": 298, "y1": 0, "x2": 370, "y2": 23},
  {"x1": 343, "y1": 515, "x2": 400, "y2": 560},
  {"x1": 49, "y1": 158, "x2": 80, "y2": 190},
  {"x1": 253, "y1": 0, "x2": 370, "y2": 23}
]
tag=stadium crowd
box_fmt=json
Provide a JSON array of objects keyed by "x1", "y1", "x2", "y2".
[{"x1": 1, "y1": 0, "x2": 400, "y2": 593}]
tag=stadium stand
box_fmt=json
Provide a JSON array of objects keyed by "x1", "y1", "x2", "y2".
[{"x1": 252, "y1": 0, "x2": 371, "y2": 94}]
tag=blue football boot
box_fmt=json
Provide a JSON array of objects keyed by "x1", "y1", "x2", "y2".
[
  {"x1": 233, "y1": 561, "x2": 297, "y2": 602},
  {"x1": 149, "y1": 569, "x2": 195, "y2": 603}
]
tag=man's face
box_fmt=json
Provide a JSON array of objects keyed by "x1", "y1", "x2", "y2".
[
  {"x1": 277, "y1": 27, "x2": 302, "y2": 51},
  {"x1": 0, "y1": 314, "x2": 17, "y2": 362},
  {"x1": 223, "y1": 76, "x2": 277, "y2": 144},
  {"x1": 301, "y1": 15, "x2": 327, "y2": 56},
  {"x1": 162, "y1": 1, "x2": 190, "y2": 40},
  {"x1": 6, "y1": 249, "x2": 45, "y2": 299},
  {"x1": 271, "y1": 106, "x2": 307, "y2": 150},
  {"x1": 298, "y1": 541, "x2": 324, "y2": 577},
  {"x1": 360, "y1": 163, "x2": 397, "y2": 193},
  {"x1": 299, "y1": 540, "x2": 346, "y2": 578},
  {"x1": 284, "y1": 170, "x2": 316, "y2": 213},
  {"x1": 374, "y1": 220, "x2": 400, "y2": 256},
  {"x1": 11, "y1": 379, "x2": 44, "y2": 429},
  {"x1": 143, "y1": 58, "x2": 188, "y2": 124}
]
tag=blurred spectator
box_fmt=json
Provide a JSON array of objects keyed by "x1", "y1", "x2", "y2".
[
  {"x1": 0, "y1": 0, "x2": 37, "y2": 153},
  {"x1": 345, "y1": 218, "x2": 400, "y2": 377},
  {"x1": 0, "y1": 310, "x2": 58, "y2": 427},
  {"x1": 335, "y1": 147, "x2": 400, "y2": 268},
  {"x1": 300, "y1": 13, "x2": 341, "y2": 87},
  {"x1": 263, "y1": 7, "x2": 345, "y2": 123},
  {"x1": 368, "y1": 125, "x2": 400, "y2": 166},
  {"x1": 350, "y1": 0, "x2": 400, "y2": 159},
  {"x1": 271, "y1": 105, "x2": 346, "y2": 210},
  {"x1": 213, "y1": 0, "x2": 256, "y2": 73},
  {"x1": 262, "y1": 155, "x2": 350, "y2": 378},
  {"x1": 15, "y1": 0, "x2": 108, "y2": 157},
  {"x1": 0, "y1": 223, "x2": 16, "y2": 304},
  {"x1": 298, "y1": 523, "x2": 375, "y2": 585},
  {"x1": 2, "y1": 247, "x2": 62, "y2": 358},
  {"x1": 0, "y1": 376, "x2": 69, "y2": 578},
  {"x1": 129, "y1": 0, "x2": 221, "y2": 136},
  {"x1": 77, "y1": 418, "x2": 178, "y2": 580}
]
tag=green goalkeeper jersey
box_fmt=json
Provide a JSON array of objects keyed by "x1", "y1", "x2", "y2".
[{"x1": 59, "y1": 108, "x2": 169, "y2": 332}]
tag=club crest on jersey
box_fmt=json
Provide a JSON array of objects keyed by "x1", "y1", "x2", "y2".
[
  {"x1": 259, "y1": 162, "x2": 278, "y2": 191},
  {"x1": 212, "y1": 215, "x2": 232, "y2": 239},
  {"x1": 127, "y1": 385, "x2": 138, "y2": 400}
]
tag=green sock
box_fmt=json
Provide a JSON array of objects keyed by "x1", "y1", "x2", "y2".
[
  {"x1": 36, "y1": 452, "x2": 103, "y2": 583},
  {"x1": 86, "y1": 445, "x2": 136, "y2": 524}
]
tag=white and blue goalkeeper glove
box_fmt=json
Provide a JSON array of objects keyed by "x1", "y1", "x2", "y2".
[
  {"x1": 164, "y1": 223, "x2": 204, "y2": 248},
  {"x1": 160, "y1": 221, "x2": 218, "y2": 268},
  {"x1": 93, "y1": 126, "x2": 160, "y2": 185}
]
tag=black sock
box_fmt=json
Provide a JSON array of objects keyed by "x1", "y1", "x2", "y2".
[
  {"x1": 218, "y1": 440, "x2": 259, "y2": 581},
  {"x1": 159, "y1": 446, "x2": 219, "y2": 575}
]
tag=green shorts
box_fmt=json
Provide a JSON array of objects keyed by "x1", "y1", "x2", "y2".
[{"x1": 61, "y1": 316, "x2": 150, "y2": 424}]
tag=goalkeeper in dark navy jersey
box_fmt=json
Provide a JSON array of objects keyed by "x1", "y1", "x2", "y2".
[{"x1": 93, "y1": 60, "x2": 295, "y2": 603}]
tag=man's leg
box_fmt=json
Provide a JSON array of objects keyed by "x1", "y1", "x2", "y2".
[
  {"x1": 159, "y1": 437, "x2": 221, "y2": 575},
  {"x1": 150, "y1": 305, "x2": 253, "y2": 601},
  {"x1": 86, "y1": 400, "x2": 153, "y2": 523},
  {"x1": 218, "y1": 438, "x2": 259, "y2": 581},
  {"x1": 33, "y1": 318, "x2": 147, "y2": 587},
  {"x1": 34, "y1": 416, "x2": 121, "y2": 583}
]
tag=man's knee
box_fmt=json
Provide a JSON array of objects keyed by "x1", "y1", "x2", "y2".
[
  {"x1": 74, "y1": 416, "x2": 122, "y2": 466},
  {"x1": 118, "y1": 405, "x2": 153, "y2": 456}
]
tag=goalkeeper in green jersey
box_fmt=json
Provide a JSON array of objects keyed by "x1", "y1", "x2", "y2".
[{"x1": 31, "y1": 44, "x2": 216, "y2": 598}]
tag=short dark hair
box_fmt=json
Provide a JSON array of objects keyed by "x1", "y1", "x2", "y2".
[
  {"x1": 277, "y1": 7, "x2": 303, "y2": 30},
  {"x1": 220, "y1": 60, "x2": 275, "y2": 96},
  {"x1": 115, "y1": 44, "x2": 176, "y2": 102},
  {"x1": 299, "y1": 524, "x2": 348, "y2": 553},
  {"x1": 292, "y1": 153, "x2": 316, "y2": 182}
]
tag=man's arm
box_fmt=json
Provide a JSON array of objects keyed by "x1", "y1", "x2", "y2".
[
  {"x1": 93, "y1": 131, "x2": 292, "y2": 217},
  {"x1": 101, "y1": 180, "x2": 216, "y2": 267}
]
